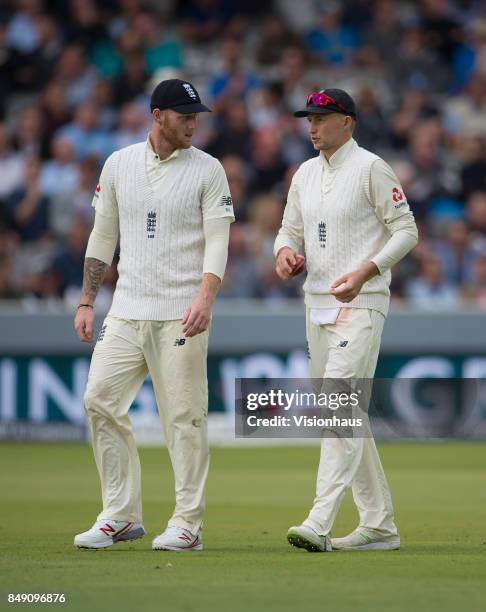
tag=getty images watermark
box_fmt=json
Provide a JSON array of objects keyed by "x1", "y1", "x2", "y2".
[
  {"x1": 235, "y1": 378, "x2": 486, "y2": 439},
  {"x1": 236, "y1": 378, "x2": 374, "y2": 438}
]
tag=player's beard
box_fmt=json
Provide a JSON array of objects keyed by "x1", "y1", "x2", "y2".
[{"x1": 162, "y1": 115, "x2": 192, "y2": 149}]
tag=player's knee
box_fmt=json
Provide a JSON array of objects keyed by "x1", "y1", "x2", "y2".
[
  {"x1": 83, "y1": 387, "x2": 98, "y2": 420},
  {"x1": 83, "y1": 380, "x2": 114, "y2": 420}
]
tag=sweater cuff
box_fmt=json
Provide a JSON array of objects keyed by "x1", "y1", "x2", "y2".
[
  {"x1": 370, "y1": 255, "x2": 387, "y2": 276},
  {"x1": 273, "y1": 236, "x2": 300, "y2": 258}
]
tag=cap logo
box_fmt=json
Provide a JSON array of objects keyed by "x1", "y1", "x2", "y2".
[{"x1": 183, "y1": 83, "x2": 197, "y2": 100}]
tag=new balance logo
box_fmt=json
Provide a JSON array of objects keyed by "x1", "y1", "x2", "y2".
[
  {"x1": 97, "y1": 324, "x2": 107, "y2": 343},
  {"x1": 99, "y1": 523, "x2": 115, "y2": 536},
  {"x1": 338, "y1": 340, "x2": 348, "y2": 347},
  {"x1": 147, "y1": 210, "x2": 157, "y2": 238},
  {"x1": 174, "y1": 338, "x2": 186, "y2": 346},
  {"x1": 318, "y1": 221, "x2": 327, "y2": 248},
  {"x1": 220, "y1": 195, "x2": 233, "y2": 210}
]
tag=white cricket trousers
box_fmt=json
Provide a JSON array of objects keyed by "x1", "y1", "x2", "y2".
[
  {"x1": 83, "y1": 314, "x2": 209, "y2": 534},
  {"x1": 303, "y1": 307, "x2": 398, "y2": 537}
]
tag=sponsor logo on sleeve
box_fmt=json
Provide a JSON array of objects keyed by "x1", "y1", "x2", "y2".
[
  {"x1": 220, "y1": 195, "x2": 233, "y2": 212},
  {"x1": 392, "y1": 187, "x2": 406, "y2": 208}
]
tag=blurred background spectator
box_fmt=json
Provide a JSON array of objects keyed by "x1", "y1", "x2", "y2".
[{"x1": 0, "y1": 0, "x2": 485, "y2": 310}]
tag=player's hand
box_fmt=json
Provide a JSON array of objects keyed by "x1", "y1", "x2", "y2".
[
  {"x1": 331, "y1": 270, "x2": 367, "y2": 302},
  {"x1": 74, "y1": 306, "x2": 95, "y2": 342},
  {"x1": 331, "y1": 262, "x2": 380, "y2": 302},
  {"x1": 182, "y1": 295, "x2": 212, "y2": 338},
  {"x1": 275, "y1": 247, "x2": 305, "y2": 280}
]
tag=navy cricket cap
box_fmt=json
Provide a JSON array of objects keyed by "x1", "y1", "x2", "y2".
[
  {"x1": 294, "y1": 88, "x2": 357, "y2": 118},
  {"x1": 150, "y1": 79, "x2": 211, "y2": 114}
]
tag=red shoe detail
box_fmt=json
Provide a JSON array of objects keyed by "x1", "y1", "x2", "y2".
[
  {"x1": 178, "y1": 533, "x2": 193, "y2": 543},
  {"x1": 99, "y1": 523, "x2": 116, "y2": 536},
  {"x1": 113, "y1": 522, "x2": 133, "y2": 538}
]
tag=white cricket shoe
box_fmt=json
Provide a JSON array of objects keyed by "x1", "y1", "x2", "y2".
[
  {"x1": 287, "y1": 524, "x2": 332, "y2": 552},
  {"x1": 152, "y1": 526, "x2": 203, "y2": 551},
  {"x1": 331, "y1": 528, "x2": 400, "y2": 551},
  {"x1": 74, "y1": 519, "x2": 145, "y2": 549}
]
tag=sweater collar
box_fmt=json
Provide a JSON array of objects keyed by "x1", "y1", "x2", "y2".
[
  {"x1": 146, "y1": 134, "x2": 181, "y2": 163},
  {"x1": 320, "y1": 138, "x2": 357, "y2": 169}
]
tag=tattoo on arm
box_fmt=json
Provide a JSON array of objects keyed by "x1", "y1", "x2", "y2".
[{"x1": 83, "y1": 257, "x2": 109, "y2": 302}]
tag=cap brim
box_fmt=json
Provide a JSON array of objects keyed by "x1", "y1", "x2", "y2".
[
  {"x1": 293, "y1": 107, "x2": 338, "y2": 117},
  {"x1": 171, "y1": 102, "x2": 212, "y2": 114}
]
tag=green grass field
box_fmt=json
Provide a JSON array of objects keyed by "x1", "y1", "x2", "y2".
[{"x1": 1, "y1": 442, "x2": 485, "y2": 612}]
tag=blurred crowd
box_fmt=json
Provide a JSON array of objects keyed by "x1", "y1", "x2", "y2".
[{"x1": 1, "y1": 0, "x2": 486, "y2": 311}]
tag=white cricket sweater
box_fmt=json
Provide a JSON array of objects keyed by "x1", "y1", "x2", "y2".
[
  {"x1": 274, "y1": 138, "x2": 418, "y2": 316},
  {"x1": 92, "y1": 141, "x2": 234, "y2": 320}
]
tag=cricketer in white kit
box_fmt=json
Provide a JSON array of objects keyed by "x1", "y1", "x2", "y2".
[
  {"x1": 73, "y1": 79, "x2": 234, "y2": 551},
  {"x1": 275, "y1": 89, "x2": 418, "y2": 552}
]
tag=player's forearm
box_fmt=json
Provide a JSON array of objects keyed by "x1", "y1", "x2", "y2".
[
  {"x1": 202, "y1": 217, "x2": 231, "y2": 281},
  {"x1": 273, "y1": 183, "x2": 304, "y2": 257},
  {"x1": 197, "y1": 272, "x2": 221, "y2": 307},
  {"x1": 273, "y1": 212, "x2": 303, "y2": 257},
  {"x1": 80, "y1": 257, "x2": 109, "y2": 305},
  {"x1": 371, "y1": 225, "x2": 419, "y2": 275},
  {"x1": 357, "y1": 260, "x2": 380, "y2": 282},
  {"x1": 85, "y1": 211, "x2": 119, "y2": 265}
]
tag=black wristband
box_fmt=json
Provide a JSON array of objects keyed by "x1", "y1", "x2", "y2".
[{"x1": 78, "y1": 304, "x2": 93, "y2": 309}]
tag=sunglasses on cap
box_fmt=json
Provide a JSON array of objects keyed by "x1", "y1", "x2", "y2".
[{"x1": 306, "y1": 92, "x2": 347, "y2": 112}]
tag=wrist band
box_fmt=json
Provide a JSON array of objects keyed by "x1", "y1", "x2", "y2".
[{"x1": 78, "y1": 304, "x2": 93, "y2": 309}]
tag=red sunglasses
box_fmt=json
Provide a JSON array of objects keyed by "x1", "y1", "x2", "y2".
[{"x1": 306, "y1": 92, "x2": 347, "y2": 113}]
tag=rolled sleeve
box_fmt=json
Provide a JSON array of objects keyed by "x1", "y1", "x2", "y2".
[
  {"x1": 85, "y1": 210, "x2": 119, "y2": 265},
  {"x1": 202, "y1": 217, "x2": 231, "y2": 281},
  {"x1": 369, "y1": 159, "x2": 419, "y2": 274}
]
